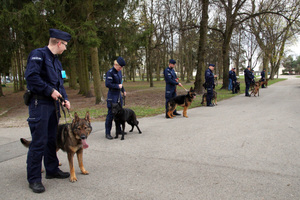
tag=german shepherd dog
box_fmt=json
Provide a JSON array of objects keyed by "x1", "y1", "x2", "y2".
[
  {"x1": 259, "y1": 78, "x2": 269, "y2": 88},
  {"x1": 201, "y1": 90, "x2": 217, "y2": 106},
  {"x1": 250, "y1": 82, "x2": 260, "y2": 97},
  {"x1": 112, "y1": 102, "x2": 142, "y2": 140},
  {"x1": 20, "y1": 112, "x2": 92, "y2": 182},
  {"x1": 167, "y1": 87, "x2": 196, "y2": 118}
]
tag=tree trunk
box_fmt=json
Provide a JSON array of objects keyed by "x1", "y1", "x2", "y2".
[
  {"x1": 0, "y1": 78, "x2": 3, "y2": 97},
  {"x1": 90, "y1": 47, "x2": 104, "y2": 104},
  {"x1": 194, "y1": 0, "x2": 209, "y2": 94},
  {"x1": 82, "y1": 50, "x2": 93, "y2": 97},
  {"x1": 69, "y1": 57, "x2": 77, "y2": 89}
]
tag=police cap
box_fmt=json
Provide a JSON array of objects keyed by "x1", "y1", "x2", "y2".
[
  {"x1": 117, "y1": 56, "x2": 126, "y2": 67},
  {"x1": 169, "y1": 59, "x2": 176, "y2": 64},
  {"x1": 209, "y1": 64, "x2": 215, "y2": 67},
  {"x1": 49, "y1": 28, "x2": 71, "y2": 42}
]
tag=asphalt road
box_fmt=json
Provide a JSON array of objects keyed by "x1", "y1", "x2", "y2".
[{"x1": 0, "y1": 76, "x2": 299, "y2": 200}]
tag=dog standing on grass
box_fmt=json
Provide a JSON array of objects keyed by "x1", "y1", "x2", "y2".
[
  {"x1": 112, "y1": 102, "x2": 142, "y2": 140},
  {"x1": 21, "y1": 112, "x2": 92, "y2": 182},
  {"x1": 167, "y1": 87, "x2": 196, "y2": 118}
]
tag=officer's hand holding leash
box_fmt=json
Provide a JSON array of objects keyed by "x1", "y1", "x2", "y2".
[{"x1": 51, "y1": 89, "x2": 61, "y2": 101}]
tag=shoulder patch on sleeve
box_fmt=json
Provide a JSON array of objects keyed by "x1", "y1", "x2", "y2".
[{"x1": 31, "y1": 56, "x2": 43, "y2": 61}]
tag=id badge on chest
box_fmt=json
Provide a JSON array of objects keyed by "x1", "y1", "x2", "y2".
[{"x1": 61, "y1": 70, "x2": 66, "y2": 78}]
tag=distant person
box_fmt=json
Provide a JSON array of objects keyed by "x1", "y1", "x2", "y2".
[
  {"x1": 228, "y1": 68, "x2": 234, "y2": 91},
  {"x1": 105, "y1": 57, "x2": 126, "y2": 139},
  {"x1": 261, "y1": 68, "x2": 266, "y2": 88},
  {"x1": 231, "y1": 68, "x2": 237, "y2": 94},
  {"x1": 244, "y1": 66, "x2": 253, "y2": 97},
  {"x1": 164, "y1": 59, "x2": 182, "y2": 118},
  {"x1": 24, "y1": 28, "x2": 71, "y2": 193},
  {"x1": 205, "y1": 64, "x2": 217, "y2": 106}
]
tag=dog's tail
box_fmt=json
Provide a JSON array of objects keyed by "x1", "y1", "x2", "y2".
[
  {"x1": 200, "y1": 94, "x2": 205, "y2": 105},
  {"x1": 20, "y1": 138, "x2": 31, "y2": 148}
]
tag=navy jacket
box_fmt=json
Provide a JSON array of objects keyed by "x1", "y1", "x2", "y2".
[
  {"x1": 244, "y1": 69, "x2": 253, "y2": 84},
  {"x1": 105, "y1": 67, "x2": 124, "y2": 101},
  {"x1": 25, "y1": 46, "x2": 68, "y2": 100},
  {"x1": 261, "y1": 70, "x2": 265, "y2": 79},
  {"x1": 164, "y1": 67, "x2": 178, "y2": 94},
  {"x1": 232, "y1": 71, "x2": 237, "y2": 82},
  {"x1": 205, "y1": 68, "x2": 214, "y2": 87},
  {"x1": 229, "y1": 70, "x2": 233, "y2": 79}
]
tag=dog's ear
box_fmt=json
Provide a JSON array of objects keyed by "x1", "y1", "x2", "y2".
[
  {"x1": 74, "y1": 112, "x2": 80, "y2": 122},
  {"x1": 85, "y1": 111, "x2": 91, "y2": 124},
  {"x1": 190, "y1": 87, "x2": 193, "y2": 91}
]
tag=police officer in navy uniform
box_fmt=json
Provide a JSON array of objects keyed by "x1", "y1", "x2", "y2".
[
  {"x1": 164, "y1": 59, "x2": 182, "y2": 118},
  {"x1": 244, "y1": 66, "x2": 253, "y2": 96},
  {"x1": 105, "y1": 57, "x2": 126, "y2": 139},
  {"x1": 205, "y1": 64, "x2": 216, "y2": 107},
  {"x1": 261, "y1": 68, "x2": 266, "y2": 88},
  {"x1": 231, "y1": 68, "x2": 237, "y2": 94},
  {"x1": 228, "y1": 68, "x2": 233, "y2": 91},
  {"x1": 25, "y1": 29, "x2": 71, "y2": 193}
]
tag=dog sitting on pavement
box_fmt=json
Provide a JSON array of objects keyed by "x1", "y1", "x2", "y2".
[{"x1": 112, "y1": 102, "x2": 142, "y2": 140}]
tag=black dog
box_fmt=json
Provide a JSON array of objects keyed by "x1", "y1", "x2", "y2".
[
  {"x1": 234, "y1": 82, "x2": 240, "y2": 93},
  {"x1": 112, "y1": 102, "x2": 142, "y2": 140}
]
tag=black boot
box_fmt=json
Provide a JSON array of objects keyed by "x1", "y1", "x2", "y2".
[
  {"x1": 29, "y1": 182, "x2": 45, "y2": 193},
  {"x1": 106, "y1": 134, "x2": 113, "y2": 140}
]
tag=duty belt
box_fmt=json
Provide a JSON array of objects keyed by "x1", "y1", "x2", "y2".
[
  {"x1": 33, "y1": 94, "x2": 52, "y2": 101},
  {"x1": 109, "y1": 88, "x2": 121, "y2": 92}
]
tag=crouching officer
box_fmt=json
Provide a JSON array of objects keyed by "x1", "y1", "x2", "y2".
[
  {"x1": 24, "y1": 29, "x2": 71, "y2": 193},
  {"x1": 164, "y1": 59, "x2": 182, "y2": 118},
  {"x1": 105, "y1": 57, "x2": 126, "y2": 139},
  {"x1": 205, "y1": 64, "x2": 216, "y2": 107}
]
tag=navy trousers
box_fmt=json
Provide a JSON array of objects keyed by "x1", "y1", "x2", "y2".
[
  {"x1": 245, "y1": 82, "x2": 250, "y2": 96},
  {"x1": 206, "y1": 86, "x2": 213, "y2": 106},
  {"x1": 105, "y1": 92, "x2": 122, "y2": 135},
  {"x1": 26, "y1": 99, "x2": 59, "y2": 184},
  {"x1": 165, "y1": 90, "x2": 177, "y2": 113}
]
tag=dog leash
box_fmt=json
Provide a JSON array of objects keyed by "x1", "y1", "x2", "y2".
[
  {"x1": 119, "y1": 79, "x2": 125, "y2": 106},
  {"x1": 58, "y1": 97, "x2": 73, "y2": 123},
  {"x1": 180, "y1": 85, "x2": 189, "y2": 92}
]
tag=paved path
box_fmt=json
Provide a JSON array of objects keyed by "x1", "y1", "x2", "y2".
[{"x1": 0, "y1": 76, "x2": 299, "y2": 200}]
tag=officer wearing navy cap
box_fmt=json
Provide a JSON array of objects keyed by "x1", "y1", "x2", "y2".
[
  {"x1": 105, "y1": 57, "x2": 126, "y2": 139},
  {"x1": 205, "y1": 64, "x2": 217, "y2": 106},
  {"x1": 164, "y1": 59, "x2": 182, "y2": 118},
  {"x1": 24, "y1": 28, "x2": 71, "y2": 193}
]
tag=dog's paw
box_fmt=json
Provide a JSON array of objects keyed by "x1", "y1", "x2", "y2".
[
  {"x1": 70, "y1": 176, "x2": 77, "y2": 182},
  {"x1": 81, "y1": 170, "x2": 89, "y2": 175}
]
